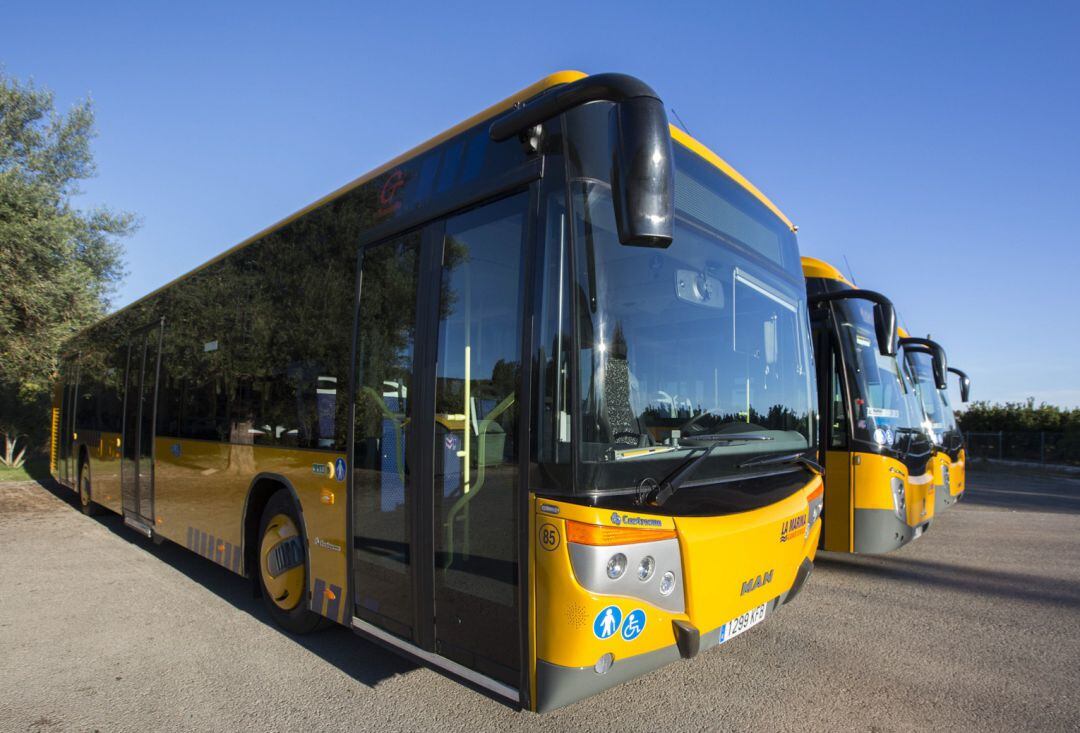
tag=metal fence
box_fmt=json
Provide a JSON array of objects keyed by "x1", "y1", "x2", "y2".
[{"x1": 965, "y1": 431, "x2": 1080, "y2": 466}]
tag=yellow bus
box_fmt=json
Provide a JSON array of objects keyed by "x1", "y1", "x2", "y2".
[
  {"x1": 949, "y1": 367, "x2": 971, "y2": 502},
  {"x1": 50, "y1": 71, "x2": 823, "y2": 711},
  {"x1": 901, "y1": 337, "x2": 967, "y2": 512},
  {"x1": 802, "y1": 258, "x2": 935, "y2": 553}
]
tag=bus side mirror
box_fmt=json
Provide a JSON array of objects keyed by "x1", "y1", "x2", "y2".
[
  {"x1": 610, "y1": 96, "x2": 674, "y2": 248},
  {"x1": 872, "y1": 301, "x2": 898, "y2": 358},
  {"x1": 950, "y1": 367, "x2": 971, "y2": 402},
  {"x1": 488, "y1": 73, "x2": 674, "y2": 248},
  {"x1": 930, "y1": 345, "x2": 948, "y2": 390},
  {"x1": 899, "y1": 336, "x2": 948, "y2": 390}
]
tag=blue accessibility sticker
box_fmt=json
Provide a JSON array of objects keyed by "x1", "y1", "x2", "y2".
[
  {"x1": 593, "y1": 605, "x2": 622, "y2": 640},
  {"x1": 621, "y1": 609, "x2": 646, "y2": 641},
  {"x1": 334, "y1": 457, "x2": 346, "y2": 481}
]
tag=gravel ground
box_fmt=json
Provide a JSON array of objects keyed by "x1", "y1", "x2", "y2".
[{"x1": 1, "y1": 466, "x2": 1078, "y2": 732}]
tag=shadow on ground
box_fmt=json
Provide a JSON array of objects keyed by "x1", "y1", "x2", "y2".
[
  {"x1": 36, "y1": 478, "x2": 419, "y2": 690},
  {"x1": 815, "y1": 552, "x2": 1080, "y2": 610},
  {"x1": 962, "y1": 465, "x2": 1080, "y2": 514}
]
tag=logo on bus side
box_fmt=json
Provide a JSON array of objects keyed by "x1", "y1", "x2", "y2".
[
  {"x1": 609, "y1": 512, "x2": 662, "y2": 528},
  {"x1": 780, "y1": 513, "x2": 807, "y2": 542},
  {"x1": 313, "y1": 537, "x2": 342, "y2": 553}
]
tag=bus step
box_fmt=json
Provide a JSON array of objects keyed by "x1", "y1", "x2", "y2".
[{"x1": 123, "y1": 514, "x2": 154, "y2": 538}]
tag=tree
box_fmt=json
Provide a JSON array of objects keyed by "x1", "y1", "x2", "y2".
[{"x1": 0, "y1": 71, "x2": 135, "y2": 464}]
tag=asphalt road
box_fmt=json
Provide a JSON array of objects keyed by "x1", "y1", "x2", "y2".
[{"x1": 1, "y1": 466, "x2": 1079, "y2": 732}]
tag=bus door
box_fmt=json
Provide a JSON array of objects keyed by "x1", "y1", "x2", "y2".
[
  {"x1": 352, "y1": 191, "x2": 530, "y2": 693},
  {"x1": 57, "y1": 358, "x2": 79, "y2": 487},
  {"x1": 120, "y1": 320, "x2": 163, "y2": 535}
]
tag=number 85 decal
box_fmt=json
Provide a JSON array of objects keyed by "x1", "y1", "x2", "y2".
[{"x1": 539, "y1": 523, "x2": 561, "y2": 551}]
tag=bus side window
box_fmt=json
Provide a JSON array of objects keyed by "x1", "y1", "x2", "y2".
[
  {"x1": 829, "y1": 350, "x2": 847, "y2": 449},
  {"x1": 536, "y1": 189, "x2": 572, "y2": 467},
  {"x1": 75, "y1": 370, "x2": 98, "y2": 432}
]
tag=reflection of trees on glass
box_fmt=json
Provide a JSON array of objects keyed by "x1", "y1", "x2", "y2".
[
  {"x1": 354, "y1": 237, "x2": 419, "y2": 456},
  {"x1": 432, "y1": 193, "x2": 528, "y2": 683},
  {"x1": 69, "y1": 185, "x2": 387, "y2": 452},
  {"x1": 63, "y1": 111, "x2": 531, "y2": 456},
  {"x1": 147, "y1": 203, "x2": 359, "y2": 450},
  {"x1": 351, "y1": 234, "x2": 420, "y2": 636}
]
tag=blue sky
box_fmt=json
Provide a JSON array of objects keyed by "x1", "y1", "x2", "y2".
[{"x1": 6, "y1": 1, "x2": 1079, "y2": 408}]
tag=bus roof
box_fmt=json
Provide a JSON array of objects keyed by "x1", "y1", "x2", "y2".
[
  {"x1": 87, "y1": 71, "x2": 795, "y2": 333},
  {"x1": 801, "y1": 256, "x2": 854, "y2": 286}
]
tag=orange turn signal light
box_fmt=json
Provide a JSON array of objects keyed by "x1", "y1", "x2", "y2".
[
  {"x1": 807, "y1": 484, "x2": 824, "y2": 502},
  {"x1": 565, "y1": 519, "x2": 676, "y2": 546},
  {"x1": 324, "y1": 588, "x2": 336, "y2": 600}
]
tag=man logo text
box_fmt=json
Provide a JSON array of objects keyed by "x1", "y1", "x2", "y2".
[{"x1": 740, "y1": 570, "x2": 774, "y2": 595}]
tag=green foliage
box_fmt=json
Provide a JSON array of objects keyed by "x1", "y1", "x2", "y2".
[
  {"x1": 0, "y1": 71, "x2": 135, "y2": 447},
  {"x1": 957, "y1": 398, "x2": 1080, "y2": 433}
]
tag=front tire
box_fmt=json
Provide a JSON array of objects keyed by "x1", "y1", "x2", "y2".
[
  {"x1": 78, "y1": 463, "x2": 99, "y2": 516},
  {"x1": 257, "y1": 490, "x2": 323, "y2": 634}
]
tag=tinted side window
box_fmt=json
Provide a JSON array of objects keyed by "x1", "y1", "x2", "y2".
[
  {"x1": 75, "y1": 376, "x2": 98, "y2": 431},
  {"x1": 74, "y1": 345, "x2": 126, "y2": 433},
  {"x1": 153, "y1": 211, "x2": 355, "y2": 449},
  {"x1": 829, "y1": 350, "x2": 848, "y2": 449}
]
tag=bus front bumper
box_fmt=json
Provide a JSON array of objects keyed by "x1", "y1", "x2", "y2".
[
  {"x1": 534, "y1": 558, "x2": 813, "y2": 712},
  {"x1": 853, "y1": 508, "x2": 930, "y2": 553}
]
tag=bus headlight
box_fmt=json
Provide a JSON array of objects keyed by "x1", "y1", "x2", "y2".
[
  {"x1": 806, "y1": 483, "x2": 824, "y2": 536},
  {"x1": 637, "y1": 556, "x2": 655, "y2": 582},
  {"x1": 891, "y1": 477, "x2": 906, "y2": 520},
  {"x1": 566, "y1": 520, "x2": 684, "y2": 613}
]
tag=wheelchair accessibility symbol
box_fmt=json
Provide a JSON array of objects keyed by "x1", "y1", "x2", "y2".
[
  {"x1": 593, "y1": 605, "x2": 622, "y2": 640},
  {"x1": 621, "y1": 609, "x2": 646, "y2": 641}
]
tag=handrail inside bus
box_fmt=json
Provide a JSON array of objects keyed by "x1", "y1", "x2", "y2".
[{"x1": 443, "y1": 391, "x2": 516, "y2": 568}]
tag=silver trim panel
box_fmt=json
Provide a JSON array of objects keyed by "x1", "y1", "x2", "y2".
[
  {"x1": 351, "y1": 617, "x2": 518, "y2": 702},
  {"x1": 567, "y1": 538, "x2": 685, "y2": 613}
]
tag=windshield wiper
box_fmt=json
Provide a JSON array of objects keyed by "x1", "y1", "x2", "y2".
[
  {"x1": 738, "y1": 451, "x2": 822, "y2": 474},
  {"x1": 647, "y1": 433, "x2": 774, "y2": 507}
]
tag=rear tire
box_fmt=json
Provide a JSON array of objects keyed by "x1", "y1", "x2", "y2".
[
  {"x1": 257, "y1": 490, "x2": 323, "y2": 634},
  {"x1": 78, "y1": 462, "x2": 99, "y2": 516}
]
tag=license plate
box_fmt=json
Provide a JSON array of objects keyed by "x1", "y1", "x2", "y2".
[
  {"x1": 913, "y1": 525, "x2": 924, "y2": 540},
  {"x1": 719, "y1": 603, "x2": 767, "y2": 644}
]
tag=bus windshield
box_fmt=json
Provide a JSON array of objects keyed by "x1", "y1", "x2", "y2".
[
  {"x1": 573, "y1": 145, "x2": 815, "y2": 493},
  {"x1": 906, "y1": 350, "x2": 959, "y2": 444},
  {"x1": 832, "y1": 298, "x2": 927, "y2": 453}
]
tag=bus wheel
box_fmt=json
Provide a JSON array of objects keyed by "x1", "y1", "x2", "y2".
[
  {"x1": 78, "y1": 463, "x2": 99, "y2": 516},
  {"x1": 258, "y1": 491, "x2": 323, "y2": 634}
]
